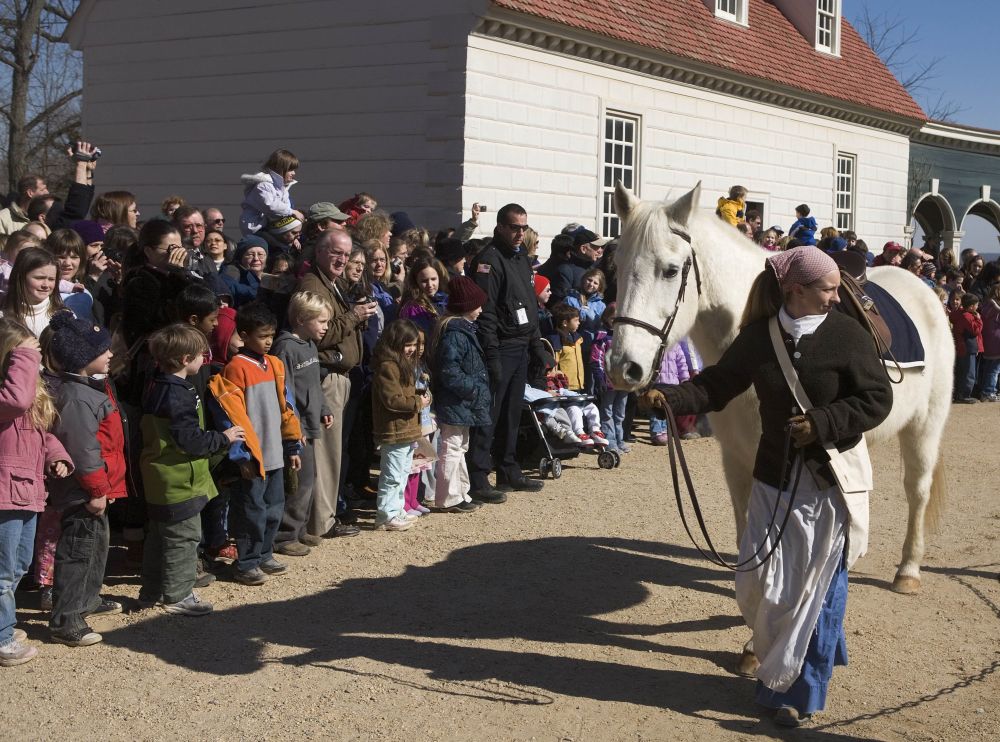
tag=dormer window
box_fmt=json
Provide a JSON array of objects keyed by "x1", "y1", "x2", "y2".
[
  {"x1": 816, "y1": 0, "x2": 840, "y2": 55},
  {"x1": 712, "y1": 0, "x2": 747, "y2": 26}
]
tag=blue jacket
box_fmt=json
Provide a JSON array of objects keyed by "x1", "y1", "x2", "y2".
[
  {"x1": 789, "y1": 216, "x2": 818, "y2": 246},
  {"x1": 431, "y1": 318, "x2": 491, "y2": 427},
  {"x1": 222, "y1": 267, "x2": 260, "y2": 308},
  {"x1": 565, "y1": 290, "x2": 606, "y2": 348}
]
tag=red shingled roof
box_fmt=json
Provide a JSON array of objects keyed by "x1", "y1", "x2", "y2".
[{"x1": 491, "y1": 0, "x2": 925, "y2": 122}]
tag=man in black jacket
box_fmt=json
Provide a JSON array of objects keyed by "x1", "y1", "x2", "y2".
[{"x1": 467, "y1": 204, "x2": 547, "y2": 502}]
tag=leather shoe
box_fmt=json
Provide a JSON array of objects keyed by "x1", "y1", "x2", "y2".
[
  {"x1": 497, "y1": 477, "x2": 543, "y2": 493},
  {"x1": 469, "y1": 487, "x2": 508, "y2": 504},
  {"x1": 324, "y1": 522, "x2": 361, "y2": 538}
]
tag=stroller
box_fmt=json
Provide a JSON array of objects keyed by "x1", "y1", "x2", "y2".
[{"x1": 516, "y1": 393, "x2": 622, "y2": 479}]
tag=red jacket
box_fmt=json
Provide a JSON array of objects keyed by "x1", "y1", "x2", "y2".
[{"x1": 950, "y1": 308, "x2": 984, "y2": 356}]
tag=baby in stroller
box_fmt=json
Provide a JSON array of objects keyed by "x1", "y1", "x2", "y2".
[{"x1": 523, "y1": 384, "x2": 606, "y2": 448}]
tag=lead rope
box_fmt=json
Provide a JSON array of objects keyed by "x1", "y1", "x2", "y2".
[{"x1": 662, "y1": 400, "x2": 802, "y2": 572}]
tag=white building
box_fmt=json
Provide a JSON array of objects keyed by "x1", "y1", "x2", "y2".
[{"x1": 68, "y1": 0, "x2": 924, "y2": 248}]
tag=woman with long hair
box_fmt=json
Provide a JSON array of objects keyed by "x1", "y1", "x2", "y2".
[{"x1": 91, "y1": 190, "x2": 139, "y2": 229}]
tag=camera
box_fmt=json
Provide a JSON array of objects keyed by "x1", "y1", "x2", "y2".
[
  {"x1": 71, "y1": 145, "x2": 102, "y2": 163},
  {"x1": 354, "y1": 295, "x2": 372, "y2": 305},
  {"x1": 390, "y1": 258, "x2": 403, "y2": 274}
]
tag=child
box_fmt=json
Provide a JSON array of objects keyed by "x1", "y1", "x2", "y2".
[
  {"x1": 46, "y1": 229, "x2": 95, "y2": 321},
  {"x1": 716, "y1": 185, "x2": 747, "y2": 226},
  {"x1": 47, "y1": 311, "x2": 127, "y2": 647},
  {"x1": 174, "y1": 283, "x2": 221, "y2": 396},
  {"x1": 565, "y1": 268, "x2": 607, "y2": 391},
  {"x1": 138, "y1": 324, "x2": 245, "y2": 615},
  {"x1": 590, "y1": 304, "x2": 629, "y2": 453},
  {"x1": 951, "y1": 292, "x2": 983, "y2": 404},
  {"x1": 648, "y1": 340, "x2": 699, "y2": 445},
  {"x1": 534, "y1": 274, "x2": 554, "y2": 338},
  {"x1": 239, "y1": 148, "x2": 304, "y2": 236},
  {"x1": 272, "y1": 292, "x2": 334, "y2": 555},
  {"x1": 403, "y1": 332, "x2": 435, "y2": 517},
  {"x1": 979, "y1": 283, "x2": 1000, "y2": 402},
  {"x1": 371, "y1": 319, "x2": 428, "y2": 531},
  {"x1": 1, "y1": 247, "x2": 66, "y2": 338},
  {"x1": 338, "y1": 192, "x2": 378, "y2": 227},
  {"x1": 0, "y1": 319, "x2": 72, "y2": 666},
  {"x1": 549, "y1": 302, "x2": 606, "y2": 445},
  {"x1": 207, "y1": 303, "x2": 302, "y2": 585},
  {"x1": 431, "y1": 277, "x2": 490, "y2": 513},
  {"x1": 788, "y1": 204, "x2": 818, "y2": 246},
  {"x1": 398, "y1": 257, "x2": 448, "y2": 336}
]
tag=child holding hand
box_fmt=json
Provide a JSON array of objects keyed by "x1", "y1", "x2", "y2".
[
  {"x1": 138, "y1": 324, "x2": 245, "y2": 616},
  {"x1": 0, "y1": 319, "x2": 72, "y2": 667}
]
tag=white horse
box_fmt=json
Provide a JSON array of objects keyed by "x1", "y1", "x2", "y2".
[{"x1": 607, "y1": 182, "x2": 952, "y2": 594}]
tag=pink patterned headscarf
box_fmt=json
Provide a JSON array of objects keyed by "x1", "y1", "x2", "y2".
[{"x1": 767, "y1": 247, "x2": 838, "y2": 289}]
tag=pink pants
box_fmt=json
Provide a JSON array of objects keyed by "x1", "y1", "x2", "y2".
[
  {"x1": 403, "y1": 473, "x2": 421, "y2": 512},
  {"x1": 34, "y1": 506, "x2": 62, "y2": 586}
]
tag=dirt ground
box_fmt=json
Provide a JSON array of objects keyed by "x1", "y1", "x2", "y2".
[{"x1": 7, "y1": 404, "x2": 999, "y2": 741}]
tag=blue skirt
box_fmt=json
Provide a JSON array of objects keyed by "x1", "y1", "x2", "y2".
[{"x1": 755, "y1": 555, "x2": 849, "y2": 715}]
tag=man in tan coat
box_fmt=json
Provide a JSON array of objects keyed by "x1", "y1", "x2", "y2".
[{"x1": 297, "y1": 230, "x2": 378, "y2": 540}]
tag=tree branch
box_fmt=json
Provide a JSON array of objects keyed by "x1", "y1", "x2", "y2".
[
  {"x1": 25, "y1": 87, "x2": 80, "y2": 131},
  {"x1": 43, "y1": 2, "x2": 73, "y2": 22},
  {"x1": 25, "y1": 117, "x2": 79, "y2": 159}
]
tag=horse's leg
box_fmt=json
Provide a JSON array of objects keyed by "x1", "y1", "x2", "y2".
[
  {"x1": 893, "y1": 415, "x2": 946, "y2": 594},
  {"x1": 720, "y1": 446, "x2": 759, "y2": 675}
]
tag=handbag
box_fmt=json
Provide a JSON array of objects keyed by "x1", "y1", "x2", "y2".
[{"x1": 768, "y1": 317, "x2": 873, "y2": 494}]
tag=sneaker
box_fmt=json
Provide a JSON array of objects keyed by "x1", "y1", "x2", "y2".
[
  {"x1": 12, "y1": 628, "x2": 27, "y2": 642},
  {"x1": 260, "y1": 558, "x2": 288, "y2": 575},
  {"x1": 39, "y1": 586, "x2": 53, "y2": 612},
  {"x1": 0, "y1": 639, "x2": 38, "y2": 666},
  {"x1": 590, "y1": 430, "x2": 608, "y2": 445},
  {"x1": 955, "y1": 397, "x2": 978, "y2": 404},
  {"x1": 376, "y1": 516, "x2": 413, "y2": 532},
  {"x1": 404, "y1": 509, "x2": 423, "y2": 520},
  {"x1": 85, "y1": 598, "x2": 123, "y2": 618},
  {"x1": 300, "y1": 534, "x2": 323, "y2": 547},
  {"x1": 469, "y1": 487, "x2": 508, "y2": 504},
  {"x1": 164, "y1": 592, "x2": 214, "y2": 617},
  {"x1": 194, "y1": 568, "x2": 217, "y2": 589},
  {"x1": 275, "y1": 541, "x2": 311, "y2": 557},
  {"x1": 497, "y1": 477, "x2": 544, "y2": 493},
  {"x1": 619, "y1": 443, "x2": 632, "y2": 453},
  {"x1": 651, "y1": 432, "x2": 669, "y2": 446},
  {"x1": 680, "y1": 431, "x2": 701, "y2": 440},
  {"x1": 205, "y1": 543, "x2": 238, "y2": 562},
  {"x1": 323, "y1": 522, "x2": 361, "y2": 538},
  {"x1": 439, "y1": 500, "x2": 482, "y2": 513},
  {"x1": 576, "y1": 433, "x2": 595, "y2": 447},
  {"x1": 563, "y1": 430, "x2": 582, "y2": 444},
  {"x1": 415, "y1": 504, "x2": 431, "y2": 514},
  {"x1": 50, "y1": 627, "x2": 102, "y2": 647},
  {"x1": 232, "y1": 567, "x2": 268, "y2": 586}
]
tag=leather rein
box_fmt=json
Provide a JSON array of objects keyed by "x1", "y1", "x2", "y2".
[{"x1": 612, "y1": 226, "x2": 800, "y2": 571}]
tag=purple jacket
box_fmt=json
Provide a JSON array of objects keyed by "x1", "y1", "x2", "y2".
[
  {"x1": 655, "y1": 343, "x2": 692, "y2": 386},
  {"x1": 0, "y1": 347, "x2": 72, "y2": 511},
  {"x1": 981, "y1": 298, "x2": 1000, "y2": 358}
]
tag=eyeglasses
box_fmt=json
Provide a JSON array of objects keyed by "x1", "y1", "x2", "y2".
[
  {"x1": 504, "y1": 224, "x2": 530, "y2": 232},
  {"x1": 210, "y1": 217, "x2": 225, "y2": 225}
]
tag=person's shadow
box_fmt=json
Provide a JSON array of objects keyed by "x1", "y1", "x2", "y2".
[{"x1": 104, "y1": 536, "x2": 872, "y2": 739}]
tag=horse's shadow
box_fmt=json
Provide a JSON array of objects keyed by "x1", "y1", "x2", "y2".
[{"x1": 103, "y1": 536, "x2": 871, "y2": 738}]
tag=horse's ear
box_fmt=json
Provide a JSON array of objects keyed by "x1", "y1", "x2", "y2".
[
  {"x1": 614, "y1": 181, "x2": 640, "y2": 221},
  {"x1": 669, "y1": 181, "x2": 702, "y2": 227}
]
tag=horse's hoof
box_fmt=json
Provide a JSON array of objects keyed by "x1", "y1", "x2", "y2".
[
  {"x1": 735, "y1": 649, "x2": 759, "y2": 678},
  {"x1": 891, "y1": 575, "x2": 921, "y2": 594}
]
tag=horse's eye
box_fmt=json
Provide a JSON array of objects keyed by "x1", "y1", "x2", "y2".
[{"x1": 663, "y1": 266, "x2": 680, "y2": 279}]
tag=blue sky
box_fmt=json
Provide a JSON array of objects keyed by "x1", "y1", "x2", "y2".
[{"x1": 844, "y1": 1, "x2": 1000, "y2": 129}]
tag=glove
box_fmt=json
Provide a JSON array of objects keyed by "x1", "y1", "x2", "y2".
[
  {"x1": 638, "y1": 388, "x2": 669, "y2": 414},
  {"x1": 530, "y1": 341, "x2": 553, "y2": 371},
  {"x1": 787, "y1": 414, "x2": 817, "y2": 448}
]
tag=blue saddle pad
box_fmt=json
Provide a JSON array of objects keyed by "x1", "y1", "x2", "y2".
[{"x1": 864, "y1": 280, "x2": 925, "y2": 367}]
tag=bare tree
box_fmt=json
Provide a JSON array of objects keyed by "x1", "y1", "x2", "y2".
[
  {"x1": 0, "y1": 0, "x2": 81, "y2": 195},
  {"x1": 852, "y1": 4, "x2": 963, "y2": 122}
]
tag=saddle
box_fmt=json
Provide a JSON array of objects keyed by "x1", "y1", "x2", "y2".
[{"x1": 836, "y1": 270, "x2": 893, "y2": 354}]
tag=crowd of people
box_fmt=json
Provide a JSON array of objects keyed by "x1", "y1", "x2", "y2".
[{"x1": 717, "y1": 184, "x2": 1000, "y2": 403}]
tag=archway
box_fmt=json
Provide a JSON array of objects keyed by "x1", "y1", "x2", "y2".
[{"x1": 910, "y1": 192, "x2": 957, "y2": 237}]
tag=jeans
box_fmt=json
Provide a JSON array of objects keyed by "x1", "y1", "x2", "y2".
[
  {"x1": 980, "y1": 357, "x2": 1000, "y2": 397},
  {"x1": 276, "y1": 440, "x2": 316, "y2": 547},
  {"x1": 599, "y1": 389, "x2": 628, "y2": 450},
  {"x1": 230, "y1": 469, "x2": 284, "y2": 573},
  {"x1": 140, "y1": 514, "x2": 202, "y2": 604},
  {"x1": 376, "y1": 442, "x2": 415, "y2": 526},
  {"x1": 954, "y1": 354, "x2": 978, "y2": 399},
  {"x1": 50, "y1": 506, "x2": 110, "y2": 634},
  {"x1": 0, "y1": 511, "x2": 37, "y2": 646},
  {"x1": 200, "y1": 486, "x2": 230, "y2": 550},
  {"x1": 468, "y1": 344, "x2": 528, "y2": 489}
]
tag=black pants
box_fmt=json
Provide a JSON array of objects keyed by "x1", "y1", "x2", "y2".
[
  {"x1": 467, "y1": 343, "x2": 528, "y2": 490},
  {"x1": 337, "y1": 369, "x2": 365, "y2": 512},
  {"x1": 50, "y1": 506, "x2": 109, "y2": 634}
]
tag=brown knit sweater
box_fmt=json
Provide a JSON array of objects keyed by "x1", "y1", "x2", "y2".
[{"x1": 656, "y1": 311, "x2": 892, "y2": 489}]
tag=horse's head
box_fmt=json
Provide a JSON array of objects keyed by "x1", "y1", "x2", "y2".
[{"x1": 608, "y1": 182, "x2": 702, "y2": 390}]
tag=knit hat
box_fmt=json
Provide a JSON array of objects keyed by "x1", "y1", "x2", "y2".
[
  {"x1": 390, "y1": 211, "x2": 416, "y2": 238},
  {"x1": 209, "y1": 307, "x2": 238, "y2": 364},
  {"x1": 71, "y1": 220, "x2": 106, "y2": 246},
  {"x1": 435, "y1": 238, "x2": 465, "y2": 267},
  {"x1": 233, "y1": 235, "x2": 269, "y2": 266},
  {"x1": 48, "y1": 310, "x2": 112, "y2": 373},
  {"x1": 767, "y1": 246, "x2": 838, "y2": 289},
  {"x1": 306, "y1": 202, "x2": 350, "y2": 222},
  {"x1": 533, "y1": 274, "x2": 551, "y2": 297},
  {"x1": 447, "y1": 276, "x2": 487, "y2": 314},
  {"x1": 268, "y1": 215, "x2": 302, "y2": 234}
]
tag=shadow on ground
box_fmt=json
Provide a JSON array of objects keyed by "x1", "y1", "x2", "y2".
[{"x1": 104, "y1": 536, "x2": 877, "y2": 740}]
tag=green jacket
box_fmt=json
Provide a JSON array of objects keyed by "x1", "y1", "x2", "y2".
[{"x1": 140, "y1": 373, "x2": 227, "y2": 522}]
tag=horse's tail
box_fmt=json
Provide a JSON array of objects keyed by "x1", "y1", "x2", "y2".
[{"x1": 925, "y1": 456, "x2": 946, "y2": 532}]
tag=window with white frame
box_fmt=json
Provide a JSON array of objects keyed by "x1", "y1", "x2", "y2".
[
  {"x1": 816, "y1": 0, "x2": 840, "y2": 54},
  {"x1": 601, "y1": 111, "x2": 640, "y2": 238},
  {"x1": 713, "y1": 0, "x2": 747, "y2": 25},
  {"x1": 835, "y1": 152, "x2": 856, "y2": 231}
]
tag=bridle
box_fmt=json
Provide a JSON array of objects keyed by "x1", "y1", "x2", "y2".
[{"x1": 612, "y1": 226, "x2": 702, "y2": 376}]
